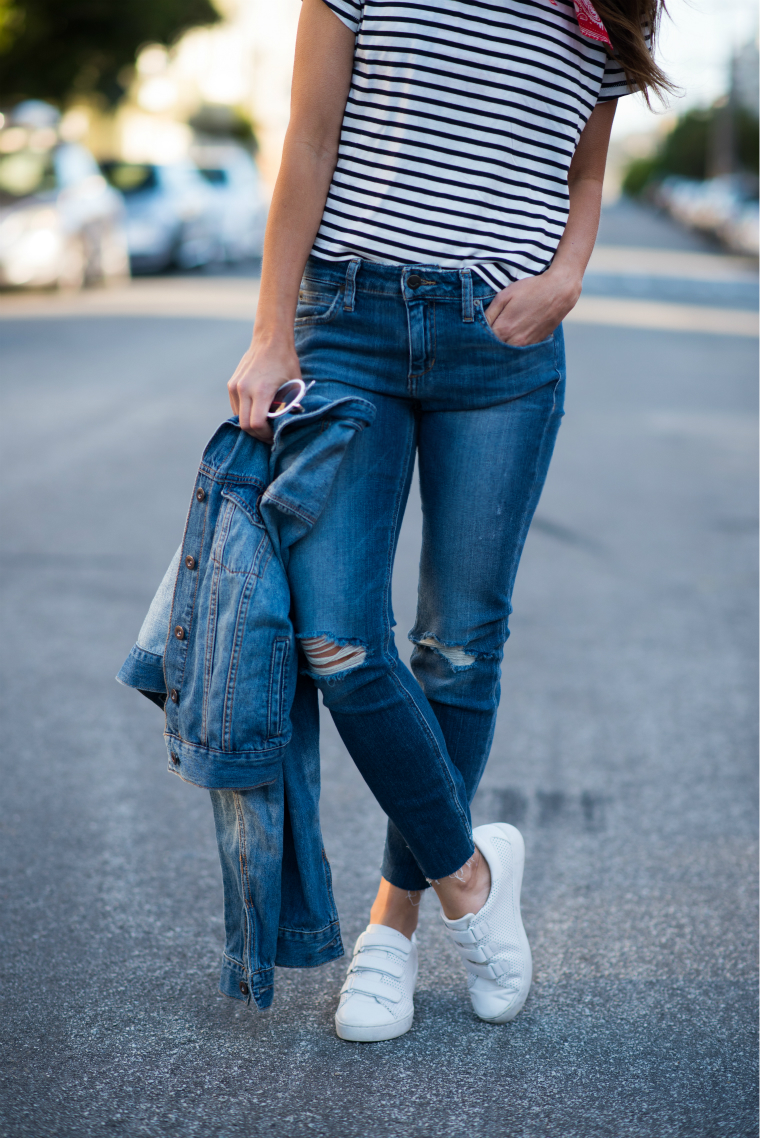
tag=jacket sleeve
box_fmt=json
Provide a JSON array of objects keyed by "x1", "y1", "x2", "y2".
[{"x1": 115, "y1": 545, "x2": 180, "y2": 694}]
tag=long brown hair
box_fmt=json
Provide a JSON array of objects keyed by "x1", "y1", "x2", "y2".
[{"x1": 592, "y1": 0, "x2": 674, "y2": 103}]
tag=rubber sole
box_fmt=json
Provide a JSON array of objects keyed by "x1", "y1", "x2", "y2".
[{"x1": 334, "y1": 1012, "x2": 414, "y2": 1042}]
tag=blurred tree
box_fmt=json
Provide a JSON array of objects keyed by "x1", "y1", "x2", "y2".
[
  {"x1": 622, "y1": 105, "x2": 760, "y2": 196},
  {"x1": 0, "y1": 0, "x2": 220, "y2": 106},
  {"x1": 0, "y1": 0, "x2": 24, "y2": 54}
]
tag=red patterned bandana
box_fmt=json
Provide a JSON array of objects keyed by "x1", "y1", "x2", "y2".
[{"x1": 573, "y1": 0, "x2": 613, "y2": 47}]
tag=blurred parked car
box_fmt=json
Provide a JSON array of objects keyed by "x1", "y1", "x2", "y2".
[
  {"x1": 192, "y1": 144, "x2": 268, "y2": 262},
  {"x1": 656, "y1": 175, "x2": 760, "y2": 256},
  {"x1": 722, "y1": 202, "x2": 760, "y2": 257},
  {"x1": 100, "y1": 161, "x2": 220, "y2": 274},
  {"x1": 0, "y1": 105, "x2": 129, "y2": 289}
]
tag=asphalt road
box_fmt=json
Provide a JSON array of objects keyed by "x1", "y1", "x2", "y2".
[{"x1": 1, "y1": 203, "x2": 757, "y2": 1137}]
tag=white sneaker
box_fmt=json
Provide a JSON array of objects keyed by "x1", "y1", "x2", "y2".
[
  {"x1": 334, "y1": 924, "x2": 418, "y2": 1042},
  {"x1": 441, "y1": 823, "x2": 532, "y2": 1023}
]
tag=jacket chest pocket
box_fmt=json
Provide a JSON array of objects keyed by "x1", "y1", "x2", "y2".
[{"x1": 212, "y1": 488, "x2": 270, "y2": 577}]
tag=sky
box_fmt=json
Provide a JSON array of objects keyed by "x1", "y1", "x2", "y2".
[{"x1": 611, "y1": 0, "x2": 759, "y2": 138}]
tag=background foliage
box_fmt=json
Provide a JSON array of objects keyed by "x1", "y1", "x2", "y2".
[
  {"x1": 0, "y1": 0, "x2": 220, "y2": 106},
  {"x1": 623, "y1": 105, "x2": 760, "y2": 196}
]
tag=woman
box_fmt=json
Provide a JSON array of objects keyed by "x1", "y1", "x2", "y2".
[{"x1": 227, "y1": 0, "x2": 670, "y2": 1041}]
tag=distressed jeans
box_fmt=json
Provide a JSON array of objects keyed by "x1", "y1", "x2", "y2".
[{"x1": 289, "y1": 257, "x2": 566, "y2": 891}]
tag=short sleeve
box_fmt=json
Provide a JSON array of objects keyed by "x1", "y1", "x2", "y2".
[
  {"x1": 597, "y1": 54, "x2": 632, "y2": 101},
  {"x1": 321, "y1": 0, "x2": 363, "y2": 34},
  {"x1": 596, "y1": 24, "x2": 653, "y2": 102}
]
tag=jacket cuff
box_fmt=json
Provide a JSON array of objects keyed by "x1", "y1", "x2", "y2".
[{"x1": 116, "y1": 644, "x2": 166, "y2": 694}]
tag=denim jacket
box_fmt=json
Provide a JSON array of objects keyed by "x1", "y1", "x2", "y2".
[{"x1": 117, "y1": 394, "x2": 375, "y2": 1005}]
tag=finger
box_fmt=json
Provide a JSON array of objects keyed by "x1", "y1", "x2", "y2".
[
  {"x1": 250, "y1": 384, "x2": 276, "y2": 437},
  {"x1": 485, "y1": 289, "x2": 512, "y2": 326},
  {"x1": 251, "y1": 423, "x2": 274, "y2": 443},
  {"x1": 492, "y1": 305, "x2": 518, "y2": 341},
  {"x1": 237, "y1": 390, "x2": 253, "y2": 432},
  {"x1": 227, "y1": 379, "x2": 240, "y2": 416}
]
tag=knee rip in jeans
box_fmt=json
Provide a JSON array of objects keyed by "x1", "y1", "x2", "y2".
[
  {"x1": 299, "y1": 634, "x2": 367, "y2": 677},
  {"x1": 415, "y1": 635, "x2": 477, "y2": 669}
]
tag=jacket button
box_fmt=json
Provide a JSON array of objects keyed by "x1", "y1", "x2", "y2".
[
  {"x1": 196, "y1": 488, "x2": 206, "y2": 502},
  {"x1": 239, "y1": 981, "x2": 249, "y2": 996},
  {"x1": 174, "y1": 626, "x2": 185, "y2": 640},
  {"x1": 170, "y1": 689, "x2": 179, "y2": 703},
  {"x1": 407, "y1": 274, "x2": 422, "y2": 289},
  {"x1": 170, "y1": 752, "x2": 180, "y2": 764},
  {"x1": 184, "y1": 555, "x2": 196, "y2": 570}
]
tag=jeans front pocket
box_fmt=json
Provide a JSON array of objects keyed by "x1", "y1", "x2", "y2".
[
  {"x1": 295, "y1": 282, "x2": 342, "y2": 325},
  {"x1": 475, "y1": 300, "x2": 555, "y2": 350}
]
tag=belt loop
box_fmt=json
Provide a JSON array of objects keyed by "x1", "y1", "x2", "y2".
[
  {"x1": 344, "y1": 258, "x2": 360, "y2": 312},
  {"x1": 460, "y1": 268, "x2": 474, "y2": 323}
]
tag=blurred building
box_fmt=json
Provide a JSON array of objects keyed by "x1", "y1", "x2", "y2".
[{"x1": 731, "y1": 34, "x2": 760, "y2": 117}]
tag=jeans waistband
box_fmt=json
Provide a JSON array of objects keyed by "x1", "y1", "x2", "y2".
[{"x1": 304, "y1": 256, "x2": 497, "y2": 314}]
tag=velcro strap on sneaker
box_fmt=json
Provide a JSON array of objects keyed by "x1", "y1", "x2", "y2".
[
  {"x1": 463, "y1": 957, "x2": 513, "y2": 981},
  {"x1": 355, "y1": 930, "x2": 411, "y2": 955},
  {"x1": 341, "y1": 973, "x2": 403, "y2": 1004},
  {"x1": 349, "y1": 950, "x2": 405, "y2": 979},
  {"x1": 446, "y1": 919, "x2": 489, "y2": 946},
  {"x1": 460, "y1": 942, "x2": 502, "y2": 965}
]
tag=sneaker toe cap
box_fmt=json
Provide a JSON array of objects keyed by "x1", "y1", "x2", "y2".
[
  {"x1": 336, "y1": 993, "x2": 399, "y2": 1029},
  {"x1": 468, "y1": 981, "x2": 525, "y2": 1023}
]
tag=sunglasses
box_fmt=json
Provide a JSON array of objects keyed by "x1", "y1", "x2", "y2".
[{"x1": 266, "y1": 379, "x2": 316, "y2": 419}]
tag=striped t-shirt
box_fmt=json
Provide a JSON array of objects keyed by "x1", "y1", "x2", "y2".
[{"x1": 313, "y1": 0, "x2": 635, "y2": 288}]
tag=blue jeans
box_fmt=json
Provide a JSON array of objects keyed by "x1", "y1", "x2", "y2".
[{"x1": 289, "y1": 256, "x2": 565, "y2": 892}]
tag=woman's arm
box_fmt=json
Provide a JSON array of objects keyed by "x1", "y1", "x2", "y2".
[
  {"x1": 228, "y1": 0, "x2": 355, "y2": 440},
  {"x1": 485, "y1": 99, "x2": 617, "y2": 346}
]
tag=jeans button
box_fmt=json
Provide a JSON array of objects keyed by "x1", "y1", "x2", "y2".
[
  {"x1": 239, "y1": 981, "x2": 250, "y2": 996},
  {"x1": 407, "y1": 274, "x2": 422, "y2": 289}
]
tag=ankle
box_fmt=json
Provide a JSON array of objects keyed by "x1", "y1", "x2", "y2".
[
  {"x1": 431, "y1": 849, "x2": 491, "y2": 921},
  {"x1": 369, "y1": 911, "x2": 419, "y2": 940},
  {"x1": 368, "y1": 879, "x2": 421, "y2": 940}
]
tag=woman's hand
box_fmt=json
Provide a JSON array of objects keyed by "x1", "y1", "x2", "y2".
[
  {"x1": 227, "y1": 338, "x2": 302, "y2": 443},
  {"x1": 484, "y1": 99, "x2": 618, "y2": 347},
  {"x1": 484, "y1": 267, "x2": 582, "y2": 346}
]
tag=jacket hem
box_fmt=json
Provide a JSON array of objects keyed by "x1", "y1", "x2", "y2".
[
  {"x1": 164, "y1": 734, "x2": 286, "y2": 789},
  {"x1": 218, "y1": 918, "x2": 344, "y2": 1009},
  {"x1": 219, "y1": 954, "x2": 274, "y2": 1010}
]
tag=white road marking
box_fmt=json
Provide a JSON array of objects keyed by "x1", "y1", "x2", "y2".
[
  {"x1": 588, "y1": 245, "x2": 758, "y2": 283},
  {"x1": 0, "y1": 278, "x2": 261, "y2": 320},
  {"x1": 566, "y1": 295, "x2": 758, "y2": 337}
]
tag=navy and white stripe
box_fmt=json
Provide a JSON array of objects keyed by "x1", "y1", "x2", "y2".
[{"x1": 314, "y1": 0, "x2": 634, "y2": 288}]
